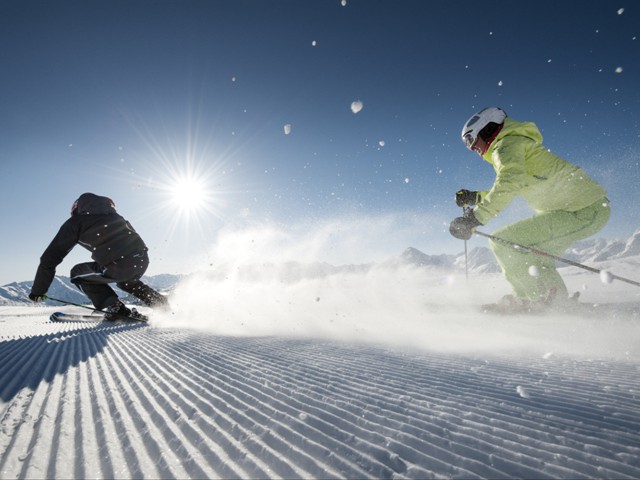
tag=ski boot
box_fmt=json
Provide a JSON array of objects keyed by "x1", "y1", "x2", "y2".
[{"x1": 104, "y1": 300, "x2": 146, "y2": 322}]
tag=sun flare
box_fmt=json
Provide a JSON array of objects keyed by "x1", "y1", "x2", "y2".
[
  {"x1": 169, "y1": 176, "x2": 209, "y2": 213},
  {"x1": 119, "y1": 118, "x2": 240, "y2": 254}
]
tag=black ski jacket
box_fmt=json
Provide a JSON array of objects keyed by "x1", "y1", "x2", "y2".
[{"x1": 31, "y1": 193, "x2": 147, "y2": 295}]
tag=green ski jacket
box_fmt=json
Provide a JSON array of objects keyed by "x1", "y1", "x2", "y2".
[{"x1": 473, "y1": 118, "x2": 607, "y2": 225}]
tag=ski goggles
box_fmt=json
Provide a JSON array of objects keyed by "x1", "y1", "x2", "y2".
[{"x1": 463, "y1": 132, "x2": 477, "y2": 150}]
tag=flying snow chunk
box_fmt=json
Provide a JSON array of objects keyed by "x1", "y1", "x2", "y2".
[
  {"x1": 615, "y1": 67, "x2": 623, "y2": 74},
  {"x1": 600, "y1": 270, "x2": 614, "y2": 284},
  {"x1": 617, "y1": 8, "x2": 624, "y2": 15},
  {"x1": 516, "y1": 386, "x2": 531, "y2": 399},
  {"x1": 498, "y1": 80, "x2": 504, "y2": 87},
  {"x1": 311, "y1": 40, "x2": 317, "y2": 47},
  {"x1": 341, "y1": 0, "x2": 347, "y2": 6},
  {"x1": 528, "y1": 265, "x2": 540, "y2": 277},
  {"x1": 350, "y1": 100, "x2": 364, "y2": 114},
  {"x1": 378, "y1": 140, "x2": 385, "y2": 147},
  {"x1": 284, "y1": 124, "x2": 292, "y2": 135}
]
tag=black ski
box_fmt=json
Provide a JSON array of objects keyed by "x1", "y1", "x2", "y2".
[{"x1": 49, "y1": 311, "x2": 149, "y2": 323}]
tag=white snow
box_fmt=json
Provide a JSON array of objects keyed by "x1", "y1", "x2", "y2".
[
  {"x1": 1, "y1": 254, "x2": 640, "y2": 478},
  {"x1": 350, "y1": 100, "x2": 363, "y2": 114},
  {"x1": 601, "y1": 270, "x2": 614, "y2": 284}
]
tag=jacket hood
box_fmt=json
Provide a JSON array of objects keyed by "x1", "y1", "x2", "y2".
[
  {"x1": 482, "y1": 118, "x2": 543, "y2": 163},
  {"x1": 72, "y1": 193, "x2": 116, "y2": 216}
]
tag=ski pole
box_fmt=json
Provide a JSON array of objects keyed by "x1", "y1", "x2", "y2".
[
  {"x1": 461, "y1": 206, "x2": 471, "y2": 280},
  {"x1": 43, "y1": 295, "x2": 103, "y2": 314},
  {"x1": 464, "y1": 238, "x2": 469, "y2": 281},
  {"x1": 473, "y1": 230, "x2": 640, "y2": 287}
]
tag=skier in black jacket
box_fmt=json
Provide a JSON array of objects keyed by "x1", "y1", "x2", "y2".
[{"x1": 29, "y1": 193, "x2": 168, "y2": 320}]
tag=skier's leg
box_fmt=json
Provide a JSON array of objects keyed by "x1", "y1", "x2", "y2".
[
  {"x1": 70, "y1": 262, "x2": 119, "y2": 310},
  {"x1": 117, "y1": 279, "x2": 168, "y2": 308},
  {"x1": 534, "y1": 198, "x2": 610, "y2": 253},
  {"x1": 490, "y1": 232, "x2": 556, "y2": 300},
  {"x1": 490, "y1": 198, "x2": 610, "y2": 302},
  {"x1": 104, "y1": 251, "x2": 168, "y2": 308}
]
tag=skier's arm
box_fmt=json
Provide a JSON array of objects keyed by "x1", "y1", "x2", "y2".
[
  {"x1": 473, "y1": 138, "x2": 528, "y2": 224},
  {"x1": 31, "y1": 219, "x2": 80, "y2": 296}
]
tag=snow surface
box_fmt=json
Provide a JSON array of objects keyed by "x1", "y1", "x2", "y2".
[{"x1": 1, "y1": 259, "x2": 640, "y2": 479}]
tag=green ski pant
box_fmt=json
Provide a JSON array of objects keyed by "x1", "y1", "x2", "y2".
[{"x1": 489, "y1": 197, "x2": 610, "y2": 301}]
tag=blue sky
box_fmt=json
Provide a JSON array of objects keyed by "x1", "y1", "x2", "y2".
[{"x1": 1, "y1": 0, "x2": 638, "y2": 284}]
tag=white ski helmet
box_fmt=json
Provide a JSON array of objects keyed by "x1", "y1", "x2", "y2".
[{"x1": 461, "y1": 107, "x2": 507, "y2": 149}]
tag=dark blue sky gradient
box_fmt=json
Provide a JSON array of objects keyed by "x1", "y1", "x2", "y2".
[{"x1": 1, "y1": 0, "x2": 638, "y2": 282}]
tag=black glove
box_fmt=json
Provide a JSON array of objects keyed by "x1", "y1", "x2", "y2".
[
  {"x1": 455, "y1": 189, "x2": 480, "y2": 207},
  {"x1": 449, "y1": 211, "x2": 482, "y2": 240},
  {"x1": 29, "y1": 293, "x2": 46, "y2": 303}
]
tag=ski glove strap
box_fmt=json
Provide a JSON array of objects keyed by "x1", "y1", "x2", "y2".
[
  {"x1": 455, "y1": 189, "x2": 480, "y2": 207},
  {"x1": 449, "y1": 211, "x2": 482, "y2": 240}
]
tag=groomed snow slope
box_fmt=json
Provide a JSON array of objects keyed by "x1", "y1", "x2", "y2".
[{"x1": 1, "y1": 303, "x2": 639, "y2": 479}]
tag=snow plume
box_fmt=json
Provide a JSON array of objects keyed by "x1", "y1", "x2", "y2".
[{"x1": 154, "y1": 216, "x2": 640, "y2": 360}]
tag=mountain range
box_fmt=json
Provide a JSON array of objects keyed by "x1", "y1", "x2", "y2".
[{"x1": 2, "y1": 228, "x2": 639, "y2": 306}]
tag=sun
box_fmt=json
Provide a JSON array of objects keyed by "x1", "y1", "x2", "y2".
[
  {"x1": 150, "y1": 165, "x2": 224, "y2": 247},
  {"x1": 169, "y1": 175, "x2": 209, "y2": 213}
]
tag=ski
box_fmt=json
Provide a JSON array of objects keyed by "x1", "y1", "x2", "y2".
[
  {"x1": 479, "y1": 301, "x2": 640, "y2": 317},
  {"x1": 49, "y1": 311, "x2": 149, "y2": 323},
  {"x1": 574, "y1": 301, "x2": 640, "y2": 318},
  {"x1": 50, "y1": 312, "x2": 102, "y2": 322}
]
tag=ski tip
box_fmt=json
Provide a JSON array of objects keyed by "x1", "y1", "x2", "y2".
[{"x1": 49, "y1": 311, "x2": 104, "y2": 322}]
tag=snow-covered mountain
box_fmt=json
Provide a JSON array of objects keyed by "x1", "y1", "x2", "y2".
[
  {"x1": 0, "y1": 248, "x2": 484, "y2": 306},
  {"x1": 398, "y1": 247, "x2": 456, "y2": 269},
  {"x1": 565, "y1": 229, "x2": 640, "y2": 263},
  {"x1": 3, "y1": 229, "x2": 640, "y2": 306},
  {"x1": 0, "y1": 276, "x2": 89, "y2": 306},
  {"x1": 400, "y1": 229, "x2": 640, "y2": 273},
  {"x1": 0, "y1": 274, "x2": 182, "y2": 306}
]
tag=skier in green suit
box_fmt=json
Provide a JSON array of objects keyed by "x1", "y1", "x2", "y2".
[{"x1": 449, "y1": 107, "x2": 610, "y2": 311}]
